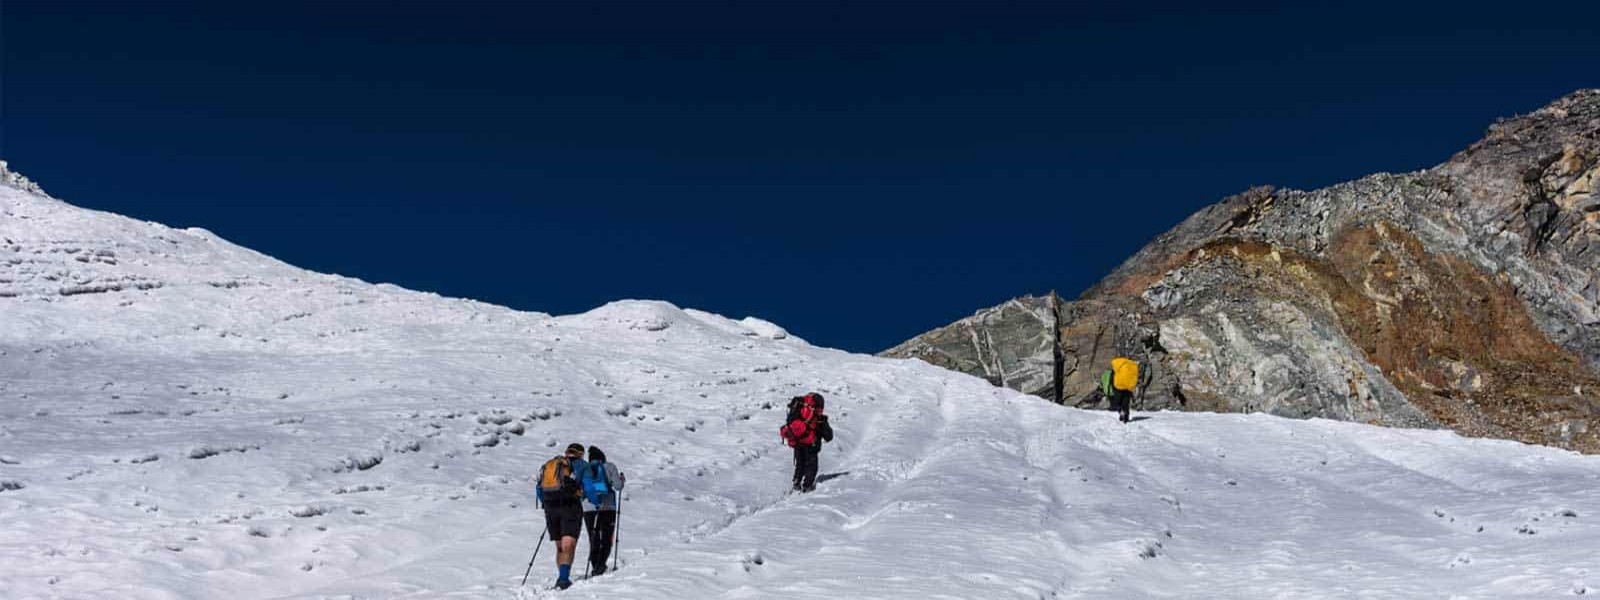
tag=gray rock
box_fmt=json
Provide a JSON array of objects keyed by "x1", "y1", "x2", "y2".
[
  {"x1": 886, "y1": 89, "x2": 1600, "y2": 453},
  {"x1": 883, "y1": 295, "x2": 1060, "y2": 399}
]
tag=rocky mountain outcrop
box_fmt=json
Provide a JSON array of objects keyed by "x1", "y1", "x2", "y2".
[
  {"x1": 886, "y1": 90, "x2": 1600, "y2": 453},
  {"x1": 882, "y1": 295, "x2": 1061, "y2": 399}
]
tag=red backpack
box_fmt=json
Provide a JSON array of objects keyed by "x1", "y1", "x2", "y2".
[{"x1": 779, "y1": 393, "x2": 824, "y2": 447}]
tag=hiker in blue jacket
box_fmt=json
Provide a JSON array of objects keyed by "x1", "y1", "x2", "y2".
[{"x1": 580, "y1": 446, "x2": 626, "y2": 576}]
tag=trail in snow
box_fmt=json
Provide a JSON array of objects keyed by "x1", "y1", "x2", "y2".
[{"x1": 3, "y1": 182, "x2": 1599, "y2": 599}]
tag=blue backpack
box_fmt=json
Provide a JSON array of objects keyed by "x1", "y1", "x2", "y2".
[{"x1": 584, "y1": 461, "x2": 611, "y2": 505}]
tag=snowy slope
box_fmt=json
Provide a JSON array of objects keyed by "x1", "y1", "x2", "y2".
[{"x1": 2, "y1": 177, "x2": 1599, "y2": 599}]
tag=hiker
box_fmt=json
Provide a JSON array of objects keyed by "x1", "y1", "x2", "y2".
[
  {"x1": 536, "y1": 443, "x2": 588, "y2": 590},
  {"x1": 580, "y1": 446, "x2": 625, "y2": 576},
  {"x1": 1107, "y1": 356, "x2": 1140, "y2": 423},
  {"x1": 779, "y1": 392, "x2": 833, "y2": 492}
]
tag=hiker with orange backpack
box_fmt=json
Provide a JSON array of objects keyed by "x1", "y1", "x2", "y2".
[
  {"x1": 535, "y1": 443, "x2": 588, "y2": 590},
  {"x1": 779, "y1": 392, "x2": 833, "y2": 493}
]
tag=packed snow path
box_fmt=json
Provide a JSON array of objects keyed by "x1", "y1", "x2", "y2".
[{"x1": 3, "y1": 181, "x2": 1599, "y2": 599}]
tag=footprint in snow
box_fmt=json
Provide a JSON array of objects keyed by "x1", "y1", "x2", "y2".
[
  {"x1": 740, "y1": 551, "x2": 766, "y2": 572},
  {"x1": 1136, "y1": 539, "x2": 1164, "y2": 559}
]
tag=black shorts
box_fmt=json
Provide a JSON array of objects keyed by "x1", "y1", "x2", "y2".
[{"x1": 544, "y1": 503, "x2": 583, "y2": 541}]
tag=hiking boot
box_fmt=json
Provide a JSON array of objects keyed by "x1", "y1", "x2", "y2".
[
  {"x1": 801, "y1": 484, "x2": 816, "y2": 493},
  {"x1": 592, "y1": 564, "x2": 607, "y2": 576},
  {"x1": 556, "y1": 579, "x2": 573, "y2": 590}
]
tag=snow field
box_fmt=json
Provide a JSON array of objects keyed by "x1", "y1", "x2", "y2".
[{"x1": 3, "y1": 181, "x2": 1599, "y2": 598}]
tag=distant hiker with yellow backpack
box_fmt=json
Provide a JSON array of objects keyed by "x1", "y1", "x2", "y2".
[
  {"x1": 533, "y1": 443, "x2": 587, "y2": 590},
  {"x1": 779, "y1": 392, "x2": 833, "y2": 493},
  {"x1": 1105, "y1": 357, "x2": 1140, "y2": 423}
]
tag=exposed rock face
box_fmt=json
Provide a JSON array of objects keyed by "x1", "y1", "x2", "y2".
[
  {"x1": 883, "y1": 295, "x2": 1060, "y2": 399},
  {"x1": 886, "y1": 90, "x2": 1600, "y2": 453}
]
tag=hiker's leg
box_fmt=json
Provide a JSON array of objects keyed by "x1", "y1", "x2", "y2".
[
  {"x1": 594, "y1": 511, "x2": 616, "y2": 569},
  {"x1": 554, "y1": 504, "x2": 582, "y2": 573},
  {"x1": 558, "y1": 535, "x2": 577, "y2": 562},
  {"x1": 544, "y1": 510, "x2": 562, "y2": 541},
  {"x1": 800, "y1": 447, "x2": 820, "y2": 490},
  {"x1": 810, "y1": 451, "x2": 820, "y2": 487},
  {"x1": 791, "y1": 447, "x2": 804, "y2": 490},
  {"x1": 583, "y1": 512, "x2": 602, "y2": 568}
]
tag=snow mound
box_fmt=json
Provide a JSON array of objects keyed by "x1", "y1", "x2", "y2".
[
  {"x1": 562, "y1": 301, "x2": 797, "y2": 343},
  {"x1": 560, "y1": 300, "x2": 700, "y2": 333},
  {"x1": 737, "y1": 316, "x2": 790, "y2": 340}
]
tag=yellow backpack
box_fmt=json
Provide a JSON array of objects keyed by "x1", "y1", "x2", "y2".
[
  {"x1": 537, "y1": 456, "x2": 578, "y2": 500},
  {"x1": 1111, "y1": 357, "x2": 1140, "y2": 392}
]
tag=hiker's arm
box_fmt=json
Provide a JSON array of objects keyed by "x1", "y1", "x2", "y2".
[
  {"x1": 608, "y1": 463, "x2": 625, "y2": 490},
  {"x1": 817, "y1": 418, "x2": 834, "y2": 442}
]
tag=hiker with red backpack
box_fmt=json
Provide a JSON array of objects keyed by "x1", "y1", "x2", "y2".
[
  {"x1": 779, "y1": 392, "x2": 833, "y2": 493},
  {"x1": 534, "y1": 443, "x2": 588, "y2": 590}
]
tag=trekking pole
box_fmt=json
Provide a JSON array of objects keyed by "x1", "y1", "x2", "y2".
[
  {"x1": 519, "y1": 525, "x2": 548, "y2": 587},
  {"x1": 584, "y1": 518, "x2": 594, "y2": 580},
  {"x1": 613, "y1": 493, "x2": 623, "y2": 572}
]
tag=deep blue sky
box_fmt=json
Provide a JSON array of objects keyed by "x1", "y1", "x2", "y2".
[{"x1": 3, "y1": 2, "x2": 1597, "y2": 352}]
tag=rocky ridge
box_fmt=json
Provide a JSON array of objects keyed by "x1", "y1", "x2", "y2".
[{"x1": 885, "y1": 90, "x2": 1600, "y2": 453}]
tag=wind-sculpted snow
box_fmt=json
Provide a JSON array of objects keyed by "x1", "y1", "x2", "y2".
[{"x1": 3, "y1": 172, "x2": 1600, "y2": 598}]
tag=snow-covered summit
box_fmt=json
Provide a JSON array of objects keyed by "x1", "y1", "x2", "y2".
[{"x1": 2, "y1": 172, "x2": 1599, "y2": 598}]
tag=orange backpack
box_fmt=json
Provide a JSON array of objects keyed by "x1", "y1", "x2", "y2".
[{"x1": 537, "y1": 456, "x2": 579, "y2": 500}]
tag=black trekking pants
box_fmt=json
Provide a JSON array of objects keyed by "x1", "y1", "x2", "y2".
[
  {"x1": 793, "y1": 445, "x2": 820, "y2": 491},
  {"x1": 1110, "y1": 389, "x2": 1133, "y2": 423},
  {"x1": 583, "y1": 510, "x2": 617, "y2": 572}
]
